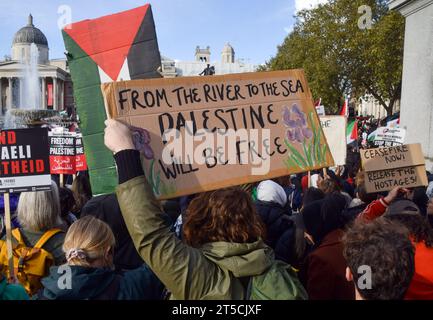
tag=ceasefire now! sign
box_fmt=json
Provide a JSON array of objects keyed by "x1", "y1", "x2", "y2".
[{"x1": 361, "y1": 144, "x2": 428, "y2": 193}]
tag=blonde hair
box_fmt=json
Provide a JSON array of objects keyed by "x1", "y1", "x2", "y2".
[
  {"x1": 17, "y1": 181, "x2": 62, "y2": 232},
  {"x1": 63, "y1": 216, "x2": 115, "y2": 268}
]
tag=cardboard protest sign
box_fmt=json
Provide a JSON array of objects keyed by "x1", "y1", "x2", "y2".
[
  {"x1": 320, "y1": 116, "x2": 346, "y2": 166},
  {"x1": 373, "y1": 127, "x2": 406, "y2": 147},
  {"x1": 49, "y1": 131, "x2": 76, "y2": 175},
  {"x1": 0, "y1": 128, "x2": 51, "y2": 193},
  {"x1": 62, "y1": 4, "x2": 161, "y2": 195},
  {"x1": 75, "y1": 133, "x2": 87, "y2": 172},
  {"x1": 102, "y1": 69, "x2": 334, "y2": 199},
  {"x1": 361, "y1": 144, "x2": 428, "y2": 193}
]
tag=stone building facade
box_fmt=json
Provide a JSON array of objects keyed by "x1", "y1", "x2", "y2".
[
  {"x1": 160, "y1": 43, "x2": 256, "y2": 78},
  {"x1": 0, "y1": 14, "x2": 74, "y2": 115}
]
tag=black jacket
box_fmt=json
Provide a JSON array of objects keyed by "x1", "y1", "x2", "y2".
[
  {"x1": 41, "y1": 265, "x2": 163, "y2": 300},
  {"x1": 255, "y1": 200, "x2": 296, "y2": 264},
  {"x1": 341, "y1": 203, "x2": 367, "y2": 226},
  {"x1": 81, "y1": 194, "x2": 144, "y2": 271}
]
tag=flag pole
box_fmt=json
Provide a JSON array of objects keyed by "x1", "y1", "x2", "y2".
[{"x1": 4, "y1": 193, "x2": 15, "y2": 281}]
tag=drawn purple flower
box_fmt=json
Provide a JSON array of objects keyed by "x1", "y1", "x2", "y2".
[
  {"x1": 131, "y1": 126, "x2": 154, "y2": 160},
  {"x1": 283, "y1": 104, "x2": 313, "y2": 143}
]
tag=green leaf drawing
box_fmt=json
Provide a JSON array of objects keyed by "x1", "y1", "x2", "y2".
[{"x1": 285, "y1": 140, "x2": 308, "y2": 168}]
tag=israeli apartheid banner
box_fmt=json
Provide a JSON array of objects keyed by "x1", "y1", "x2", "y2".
[
  {"x1": 102, "y1": 69, "x2": 334, "y2": 199},
  {"x1": 0, "y1": 128, "x2": 51, "y2": 193},
  {"x1": 49, "y1": 131, "x2": 76, "y2": 175},
  {"x1": 361, "y1": 144, "x2": 428, "y2": 193},
  {"x1": 320, "y1": 116, "x2": 346, "y2": 166},
  {"x1": 373, "y1": 127, "x2": 406, "y2": 147}
]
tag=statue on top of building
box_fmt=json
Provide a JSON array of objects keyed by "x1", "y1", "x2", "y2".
[{"x1": 199, "y1": 64, "x2": 215, "y2": 76}]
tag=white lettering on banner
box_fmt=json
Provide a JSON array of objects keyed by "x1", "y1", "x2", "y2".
[{"x1": 373, "y1": 127, "x2": 406, "y2": 147}]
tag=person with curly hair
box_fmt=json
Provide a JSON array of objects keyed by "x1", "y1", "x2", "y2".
[
  {"x1": 343, "y1": 218, "x2": 415, "y2": 300},
  {"x1": 358, "y1": 187, "x2": 433, "y2": 299}
]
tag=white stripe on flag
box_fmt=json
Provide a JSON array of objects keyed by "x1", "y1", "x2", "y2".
[
  {"x1": 98, "y1": 58, "x2": 131, "y2": 83},
  {"x1": 117, "y1": 58, "x2": 131, "y2": 81}
]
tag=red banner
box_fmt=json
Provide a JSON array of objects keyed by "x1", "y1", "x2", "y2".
[
  {"x1": 47, "y1": 83, "x2": 53, "y2": 107},
  {"x1": 75, "y1": 133, "x2": 87, "y2": 171}
]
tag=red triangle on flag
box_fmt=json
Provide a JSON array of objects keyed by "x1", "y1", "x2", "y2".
[
  {"x1": 350, "y1": 120, "x2": 358, "y2": 140},
  {"x1": 339, "y1": 99, "x2": 347, "y2": 116},
  {"x1": 64, "y1": 4, "x2": 150, "y2": 81}
]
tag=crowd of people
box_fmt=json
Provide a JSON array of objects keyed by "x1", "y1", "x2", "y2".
[{"x1": 0, "y1": 118, "x2": 432, "y2": 300}]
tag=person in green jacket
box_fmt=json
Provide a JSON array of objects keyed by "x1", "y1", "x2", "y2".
[
  {"x1": 39, "y1": 216, "x2": 164, "y2": 300},
  {"x1": 104, "y1": 119, "x2": 278, "y2": 300}
]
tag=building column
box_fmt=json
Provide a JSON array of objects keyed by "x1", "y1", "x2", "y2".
[
  {"x1": 389, "y1": 0, "x2": 433, "y2": 169},
  {"x1": 8, "y1": 77, "x2": 12, "y2": 109},
  {"x1": 60, "y1": 80, "x2": 64, "y2": 110},
  {"x1": 0, "y1": 78, "x2": 3, "y2": 112},
  {"x1": 19, "y1": 77, "x2": 24, "y2": 108},
  {"x1": 41, "y1": 77, "x2": 46, "y2": 109},
  {"x1": 53, "y1": 77, "x2": 58, "y2": 110}
]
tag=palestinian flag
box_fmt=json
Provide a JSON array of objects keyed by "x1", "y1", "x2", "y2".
[
  {"x1": 386, "y1": 113, "x2": 400, "y2": 128},
  {"x1": 346, "y1": 119, "x2": 358, "y2": 145},
  {"x1": 62, "y1": 4, "x2": 161, "y2": 195},
  {"x1": 339, "y1": 98, "x2": 349, "y2": 117}
]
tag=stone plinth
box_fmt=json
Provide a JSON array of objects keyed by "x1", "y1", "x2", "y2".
[{"x1": 389, "y1": 0, "x2": 433, "y2": 170}]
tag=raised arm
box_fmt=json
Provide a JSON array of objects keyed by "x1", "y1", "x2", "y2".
[
  {"x1": 357, "y1": 187, "x2": 409, "y2": 222},
  {"x1": 104, "y1": 120, "x2": 219, "y2": 300}
]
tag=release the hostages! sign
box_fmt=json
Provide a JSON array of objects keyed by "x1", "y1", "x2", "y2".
[{"x1": 361, "y1": 144, "x2": 428, "y2": 193}]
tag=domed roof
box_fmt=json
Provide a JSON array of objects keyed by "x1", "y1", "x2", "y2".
[
  {"x1": 222, "y1": 43, "x2": 234, "y2": 54},
  {"x1": 13, "y1": 14, "x2": 48, "y2": 46}
]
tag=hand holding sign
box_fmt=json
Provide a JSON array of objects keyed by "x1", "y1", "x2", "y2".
[
  {"x1": 104, "y1": 119, "x2": 135, "y2": 154},
  {"x1": 384, "y1": 187, "x2": 411, "y2": 205}
]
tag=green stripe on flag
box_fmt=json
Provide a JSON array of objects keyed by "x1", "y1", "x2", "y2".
[
  {"x1": 62, "y1": 30, "x2": 118, "y2": 195},
  {"x1": 346, "y1": 120, "x2": 356, "y2": 144}
]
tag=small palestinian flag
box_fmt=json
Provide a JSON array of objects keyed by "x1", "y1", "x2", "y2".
[
  {"x1": 339, "y1": 98, "x2": 349, "y2": 117},
  {"x1": 346, "y1": 119, "x2": 358, "y2": 145},
  {"x1": 62, "y1": 4, "x2": 161, "y2": 195}
]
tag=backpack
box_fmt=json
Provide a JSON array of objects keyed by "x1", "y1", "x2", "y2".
[
  {"x1": 0, "y1": 228, "x2": 63, "y2": 296},
  {"x1": 245, "y1": 260, "x2": 308, "y2": 300}
]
